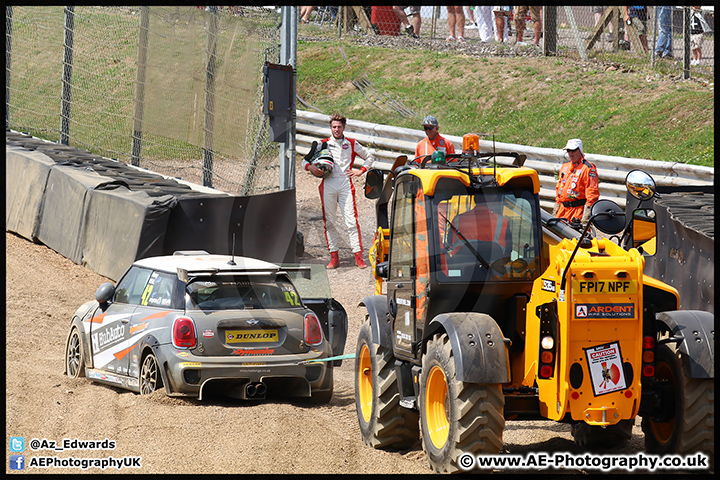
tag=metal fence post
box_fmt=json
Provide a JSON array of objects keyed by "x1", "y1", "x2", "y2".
[
  {"x1": 5, "y1": 6, "x2": 12, "y2": 129},
  {"x1": 278, "y1": 6, "x2": 297, "y2": 192},
  {"x1": 61, "y1": 6, "x2": 75, "y2": 146},
  {"x1": 131, "y1": 6, "x2": 150, "y2": 167},
  {"x1": 543, "y1": 6, "x2": 557, "y2": 56},
  {"x1": 202, "y1": 6, "x2": 218, "y2": 188},
  {"x1": 682, "y1": 7, "x2": 690, "y2": 79}
]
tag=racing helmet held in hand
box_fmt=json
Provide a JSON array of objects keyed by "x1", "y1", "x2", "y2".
[{"x1": 311, "y1": 149, "x2": 334, "y2": 177}]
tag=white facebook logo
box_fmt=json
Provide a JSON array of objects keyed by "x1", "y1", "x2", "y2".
[{"x1": 10, "y1": 455, "x2": 25, "y2": 470}]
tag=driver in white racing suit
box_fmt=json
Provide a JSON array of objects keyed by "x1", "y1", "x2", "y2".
[{"x1": 302, "y1": 113, "x2": 375, "y2": 269}]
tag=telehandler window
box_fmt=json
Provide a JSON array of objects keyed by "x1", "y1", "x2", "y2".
[
  {"x1": 432, "y1": 182, "x2": 540, "y2": 282},
  {"x1": 389, "y1": 180, "x2": 415, "y2": 280}
]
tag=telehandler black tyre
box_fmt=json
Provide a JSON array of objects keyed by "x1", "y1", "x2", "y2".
[
  {"x1": 641, "y1": 344, "x2": 714, "y2": 464},
  {"x1": 419, "y1": 332, "x2": 504, "y2": 473},
  {"x1": 355, "y1": 318, "x2": 419, "y2": 449},
  {"x1": 571, "y1": 420, "x2": 633, "y2": 449}
]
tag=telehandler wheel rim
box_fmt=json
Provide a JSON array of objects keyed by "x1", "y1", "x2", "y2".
[
  {"x1": 649, "y1": 357, "x2": 675, "y2": 444},
  {"x1": 358, "y1": 344, "x2": 373, "y2": 423},
  {"x1": 425, "y1": 365, "x2": 450, "y2": 449}
]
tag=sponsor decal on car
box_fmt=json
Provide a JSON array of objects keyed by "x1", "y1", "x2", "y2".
[
  {"x1": 225, "y1": 329, "x2": 278, "y2": 343},
  {"x1": 176, "y1": 351, "x2": 190, "y2": 357},
  {"x1": 129, "y1": 322, "x2": 148, "y2": 335},
  {"x1": 179, "y1": 362, "x2": 201, "y2": 368},
  {"x1": 202, "y1": 330, "x2": 214, "y2": 338},
  {"x1": 232, "y1": 347, "x2": 275, "y2": 356},
  {"x1": 92, "y1": 324, "x2": 125, "y2": 350}
]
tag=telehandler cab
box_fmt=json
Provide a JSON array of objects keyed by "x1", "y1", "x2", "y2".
[{"x1": 354, "y1": 134, "x2": 714, "y2": 473}]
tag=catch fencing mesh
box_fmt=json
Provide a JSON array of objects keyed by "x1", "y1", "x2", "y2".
[{"x1": 6, "y1": 6, "x2": 283, "y2": 195}]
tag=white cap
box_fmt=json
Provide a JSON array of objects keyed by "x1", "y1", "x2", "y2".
[{"x1": 563, "y1": 138, "x2": 583, "y2": 153}]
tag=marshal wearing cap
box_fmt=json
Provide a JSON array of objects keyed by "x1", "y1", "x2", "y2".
[
  {"x1": 563, "y1": 138, "x2": 584, "y2": 154},
  {"x1": 422, "y1": 115, "x2": 439, "y2": 127}
]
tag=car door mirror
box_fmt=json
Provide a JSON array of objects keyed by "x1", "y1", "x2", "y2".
[
  {"x1": 364, "y1": 169, "x2": 385, "y2": 199},
  {"x1": 95, "y1": 282, "x2": 116, "y2": 304}
]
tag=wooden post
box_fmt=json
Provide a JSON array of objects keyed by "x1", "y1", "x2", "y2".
[
  {"x1": 352, "y1": 6, "x2": 375, "y2": 35},
  {"x1": 585, "y1": 7, "x2": 614, "y2": 51}
]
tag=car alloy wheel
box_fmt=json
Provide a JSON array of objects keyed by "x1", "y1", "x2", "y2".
[
  {"x1": 140, "y1": 353, "x2": 161, "y2": 395},
  {"x1": 66, "y1": 327, "x2": 85, "y2": 378}
]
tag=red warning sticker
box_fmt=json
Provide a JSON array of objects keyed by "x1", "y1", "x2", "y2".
[{"x1": 584, "y1": 341, "x2": 628, "y2": 396}]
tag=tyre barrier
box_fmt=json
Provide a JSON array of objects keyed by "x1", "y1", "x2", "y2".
[{"x1": 6, "y1": 129, "x2": 298, "y2": 281}]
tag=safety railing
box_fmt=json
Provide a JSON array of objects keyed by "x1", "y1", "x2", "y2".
[{"x1": 295, "y1": 110, "x2": 714, "y2": 212}]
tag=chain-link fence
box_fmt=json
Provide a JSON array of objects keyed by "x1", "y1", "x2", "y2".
[
  {"x1": 306, "y1": 6, "x2": 714, "y2": 74},
  {"x1": 6, "y1": 5, "x2": 283, "y2": 195}
]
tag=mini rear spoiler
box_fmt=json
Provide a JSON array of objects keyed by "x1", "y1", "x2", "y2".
[{"x1": 177, "y1": 265, "x2": 311, "y2": 283}]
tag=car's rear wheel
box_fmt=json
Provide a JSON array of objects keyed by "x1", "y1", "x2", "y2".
[
  {"x1": 65, "y1": 327, "x2": 85, "y2": 378},
  {"x1": 139, "y1": 352, "x2": 162, "y2": 395}
]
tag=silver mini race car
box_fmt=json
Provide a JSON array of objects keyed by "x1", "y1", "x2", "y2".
[{"x1": 64, "y1": 252, "x2": 347, "y2": 402}]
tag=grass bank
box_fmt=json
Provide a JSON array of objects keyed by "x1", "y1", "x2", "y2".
[{"x1": 296, "y1": 40, "x2": 714, "y2": 167}]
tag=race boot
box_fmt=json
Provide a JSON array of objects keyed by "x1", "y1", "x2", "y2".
[
  {"x1": 327, "y1": 251, "x2": 340, "y2": 269},
  {"x1": 355, "y1": 252, "x2": 367, "y2": 269}
]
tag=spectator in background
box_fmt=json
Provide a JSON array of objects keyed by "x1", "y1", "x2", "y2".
[
  {"x1": 655, "y1": 5, "x2": 674, "y2": 58},
  {"x1": 465, "y1": 6, "x2": 476, "y2": 27},
  {"x1": 554, "y1": 139, "x2": 600, "y2": 224},
  {"x1": 300, "y1": 6, "x2": 314, "y2": 24},
  {"x1": 624, "y1": 6, "x2": 649, "y2": 53},
  {"x1": 690, "y1": 6, "x2": 706, "y2": 66},
  {"x1": 476, "y1": 5, "x2": 494, "y2": 43},
  {"x1": 493, "y1": 6, "x2": 512, "y2": 43},
  {"x1": 415, "y1": 115, "x2": 456, "y2": 158},
  {"x1": 446, "y1": 6, "x2": 466, "y2": 42},
  {"x1": 394, "y1": 6, "x2": 421, "y2": 38},
  {"x1": 514, "y1": 6, "x2": 542, "y2": 46},
  {"x1": 593, "y1": 6, "x2": 615, "y2": 42}
]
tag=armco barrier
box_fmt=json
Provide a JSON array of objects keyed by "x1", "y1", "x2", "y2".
[
  {"x1": 6, "y1": 130, "x2": 298, "y2": 281},
  {"x1": 295, "y1": 110, "x2": 714, "y2": 212}
]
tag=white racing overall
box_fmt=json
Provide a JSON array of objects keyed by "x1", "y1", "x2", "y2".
[{"x1": 304, "y1": 135, "x2": 375, "y2": 254}]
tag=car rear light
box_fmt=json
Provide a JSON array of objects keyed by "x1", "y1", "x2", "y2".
[
  {"x1": 642, "y1": 350, "x2": 654, "y2": 363},
  {"x1": 643, "y1": 336, "x2": 655, "y2": 349},
  {"x1": 642, "y1": 364, "x2": 655, "y2": 377},
  {"x1": 173, "y1": 316, "x2": 197, "y2": 348},
  {"x1": 303, "y1": 313, "x2": 323, "y2": 346},
  {"x1": 540, "y1": 365, "x2": 553, "y2": 378}
]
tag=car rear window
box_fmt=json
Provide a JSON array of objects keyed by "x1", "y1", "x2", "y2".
[{"x1": 186, "y1": 275, "x2": 302, "y2": 311}]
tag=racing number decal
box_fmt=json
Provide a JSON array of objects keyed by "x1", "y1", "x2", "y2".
[
  {"x1": 140, "y1": 283, "x2": 154, "y2": 306},
  {"x1": 284, "y1": 291, "x2": 300, "y2": 306}
]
